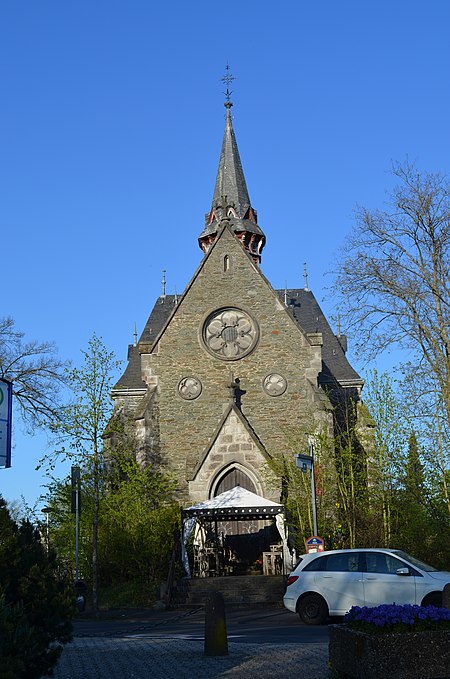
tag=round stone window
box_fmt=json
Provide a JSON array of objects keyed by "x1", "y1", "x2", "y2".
[
  {"x1": 202, "y1": 307, "x2": 259, "y2": 360},
  {"x1": 263, "y1": 373, "x2": 287, "y2": 396},
  {"x1": 178, "y1": 376, "x2": 202, "y2": 400}
]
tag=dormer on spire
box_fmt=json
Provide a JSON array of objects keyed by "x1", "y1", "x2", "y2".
[{"x1": 198, "y1": 69, "x2": 266, "y2": 264}]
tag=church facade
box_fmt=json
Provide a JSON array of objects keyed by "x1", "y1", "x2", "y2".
[{"x1": 111, "y1": 100, "x2": 365, "y2": 509}]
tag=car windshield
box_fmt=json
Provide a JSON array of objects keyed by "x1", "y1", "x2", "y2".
[{"x1": 391, "y1": 550, "x2": 438, "y2": 572}]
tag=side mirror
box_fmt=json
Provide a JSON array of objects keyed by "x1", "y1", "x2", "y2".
[{"x1": 396, "y1": 567, "x2": 411, "y2": 576}]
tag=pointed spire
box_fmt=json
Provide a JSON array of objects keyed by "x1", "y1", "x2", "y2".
[
  {"x1": 211, "y1": 103, "x2": 251, "y2": 220},
  {"x1": 198, "y1": 67, "x2": 266, "y2": 264}
]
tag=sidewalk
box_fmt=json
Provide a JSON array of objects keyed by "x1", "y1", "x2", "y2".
[{"x1": 50, "y1": 636, "x2": 330, "y2": 679}]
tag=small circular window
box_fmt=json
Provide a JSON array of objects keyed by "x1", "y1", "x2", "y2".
[
  {"x1": 263, "y1": 373, "x2": 287, "y2": 396},
  {"x1": 178, "y1": 376, "x2": 202, "y2": 400}
]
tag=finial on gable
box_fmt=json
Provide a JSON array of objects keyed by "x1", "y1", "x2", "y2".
[{"x1": 303, "y1": 262, "x2": 309, "y2": 291}]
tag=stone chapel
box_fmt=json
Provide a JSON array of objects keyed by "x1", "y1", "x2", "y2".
[{"x1": 111, "y1": 98, "x2": 365, "y2": 509}]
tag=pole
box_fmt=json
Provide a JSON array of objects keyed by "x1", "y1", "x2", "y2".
[
  {"x1": 75, "y1": 481, "x2": 79, "y2": 580},
  {"x1": 41, "y1": 507, "x2": 51, "y2": 552},
  {"x1": 71, "y1": 465, "x2": 81, "y2": 580},
  {"x1": 309, "y1": 442, "x2": 318, "y2": 536}
]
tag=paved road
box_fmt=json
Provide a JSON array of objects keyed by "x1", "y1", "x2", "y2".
[
  {"x1": 48, "y1": 607, "x2": 331, "y2": 678},
  {"x1": 73, "y1": 606, "x2": 330, "y2": 644}
]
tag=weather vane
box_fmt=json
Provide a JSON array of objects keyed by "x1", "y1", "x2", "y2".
[{"x1": 221, "y1": 63, "x2": 235, "y2": 104}]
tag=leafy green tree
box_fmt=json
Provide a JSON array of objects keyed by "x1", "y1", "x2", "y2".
[
  {"x1": 361, "y1": 370, "x2": 406, "y2": 545},
  {"x1": 392, "y1": 431, "x2": 430, "y2": 558},
  {"x1": 49, "y1": 334, "x2": 121, "y2": 610},
  {"x1": 0, "y1": 496, "x2": 73, "y2": 679},
  {"x1": 267, "y1": 421, "x2": 341, "y2": 552},
  {"x1": 43, "y1": 398, "x2": 180, "y2": 607},
  {"x1": 332, "y1": 400, "x2": 368, "y2": 549}
]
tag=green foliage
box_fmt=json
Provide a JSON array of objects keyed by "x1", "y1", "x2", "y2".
[
  {"x1": 266, "y1": 422, "x2": 340, "y2": 552},
  {"x1": 45, "y1": 333, "x2": 122, "y2": 610},
  {"x1": 270, "y1": 371, "x2": 450, "y2": 566},
  {"x1": 44, "y1": 414, "x2": 180, "y2": 606},
  {"x1": 98, "y1": 450, "x2": 180, "y2": 589},
  {"x1": 50, "y1": 333, "x2": 121, "y2": 465},
  {"x1": 0, "y1": 497, "x2": 73, "y2": 678},
  {"x1": 349, "y1": 371, "x2": 450, "y2": 566}
]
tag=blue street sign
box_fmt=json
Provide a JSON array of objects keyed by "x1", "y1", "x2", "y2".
[{"x1": 0, "y1": 378, "x2": 12, "y2": 468}]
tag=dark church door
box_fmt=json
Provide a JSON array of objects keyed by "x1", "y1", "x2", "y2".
[
  {"x1": 214, "y1": 467, "x2": 256, "y2": 496},
  {"x1": 214, "y1": 467, "x2": 265, "y2": 568}
]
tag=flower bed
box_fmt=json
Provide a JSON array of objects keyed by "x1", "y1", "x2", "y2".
[{"x1": 328, "y1": 604, "x2": 450, "y2": 679}]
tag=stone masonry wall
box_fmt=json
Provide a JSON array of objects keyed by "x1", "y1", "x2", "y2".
[
  {"x1": 140, "y1": 226, "x2": 329, "y2": 502},
  {"x1": 188, "y1": 408, "x2": 279, "y2": 504}
]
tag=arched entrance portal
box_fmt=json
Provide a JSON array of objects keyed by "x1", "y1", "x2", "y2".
[
  {"x1": 213, "y1": 467, "x2": 277, "y2": 572},
  {"x1": 214, "y1": 467, "x2": 257, "y2": 496}
]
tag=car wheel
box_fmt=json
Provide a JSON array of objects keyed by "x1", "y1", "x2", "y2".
[
  {"x1": 298, "y1": 593, "x2": 328, "y2": 625},
  {"x1": 421, "y1": 592, "x2": 442, "y2": 607}
]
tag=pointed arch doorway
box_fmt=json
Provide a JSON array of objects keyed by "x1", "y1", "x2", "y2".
[
  {"x1": 212, "y1": 466, "x2": 276, "y2": 571},
  {"x1": 213, "y1": 467, "x2": 257, "y2": 496}
]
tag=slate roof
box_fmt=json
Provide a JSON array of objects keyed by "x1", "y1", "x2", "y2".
[
  {"x1": 277, "y1": 289, "x2": 363, "y2": 387},
  {"x1": 114, "y1": 344, "x2": 146, "y2": 391},
  {"x1": 113, "y1": 290, "x2": 362, "y2": 391},
  {"x1": 113, "y1": 295, "x2": 177, "y2": 391},
  {"x1": 138, "y1": 295, "x2": 177, "y2": 346}
]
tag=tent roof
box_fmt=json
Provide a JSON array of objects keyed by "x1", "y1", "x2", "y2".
[{"x1": 182, "y1": 485, "x2": 285, "y2": 521}]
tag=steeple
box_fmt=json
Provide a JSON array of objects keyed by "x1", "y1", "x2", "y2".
[{"x1": 199, "y1": 71, "x2": 266, "y2": 264}]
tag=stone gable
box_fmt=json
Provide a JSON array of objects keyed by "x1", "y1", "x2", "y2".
[
  {"x1": 137, "y1": 225, "x2": 331, "y2": 501},
  {"x1": 188, "y1": 406, "x2": 278, "y2": 504}
]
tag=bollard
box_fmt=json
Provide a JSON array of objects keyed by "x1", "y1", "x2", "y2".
[
  {"x1": 204, "y1": 591, "x2": 228, "y2": 656},
  {"x1": 443, "y1": 583, "x2": 450, "y2": 609}
]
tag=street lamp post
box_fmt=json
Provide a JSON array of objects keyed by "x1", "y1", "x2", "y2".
[
  {"x1": 71, "y1": 466, "x2": 81, "y2": 580},
  {"x1": 295, "y1": 441, "x2": 318, "y2": 536}
]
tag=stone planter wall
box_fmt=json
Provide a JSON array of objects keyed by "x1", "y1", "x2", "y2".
[{"x1": 329, "y1": 624, "x2": 450, "y2": 679}]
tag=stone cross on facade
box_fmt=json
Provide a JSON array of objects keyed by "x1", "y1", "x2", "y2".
[{"x1": 227, "y1": 374, "x2": 246, "y2": 410}]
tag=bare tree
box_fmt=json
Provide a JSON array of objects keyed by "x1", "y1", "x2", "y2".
[
  {"x1": 0, "y1": 316, "x2": 67, "y2": 431},
  {"x1": 332, "y1": 161, "x2": 450, "y2": 425}
]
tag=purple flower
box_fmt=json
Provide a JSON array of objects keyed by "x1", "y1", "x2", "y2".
[{"x1": 344, "y1": 604, "x2": 450, "y2": 635}]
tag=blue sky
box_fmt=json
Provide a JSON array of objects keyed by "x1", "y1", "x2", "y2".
[{"x1": 1, "y1": 1, "x2": 450, "y2": 510}]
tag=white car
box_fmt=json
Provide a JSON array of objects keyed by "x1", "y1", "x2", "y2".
[{"x1": 283, "y1": 548, "x2": 450, "y2": 625}]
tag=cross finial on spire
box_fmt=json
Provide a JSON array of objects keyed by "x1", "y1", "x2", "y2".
[{"x1": 221, "y1": 63, "x2": 235, "y2": 108}]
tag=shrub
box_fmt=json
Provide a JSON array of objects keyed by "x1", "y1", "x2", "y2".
[{"x1": 0, "y1": 497, "x2": 73, "y2": 678}]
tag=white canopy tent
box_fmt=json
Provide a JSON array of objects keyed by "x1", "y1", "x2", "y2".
[{"x1": 181, "y1": 485, "x2": 291, "y2": 577}]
